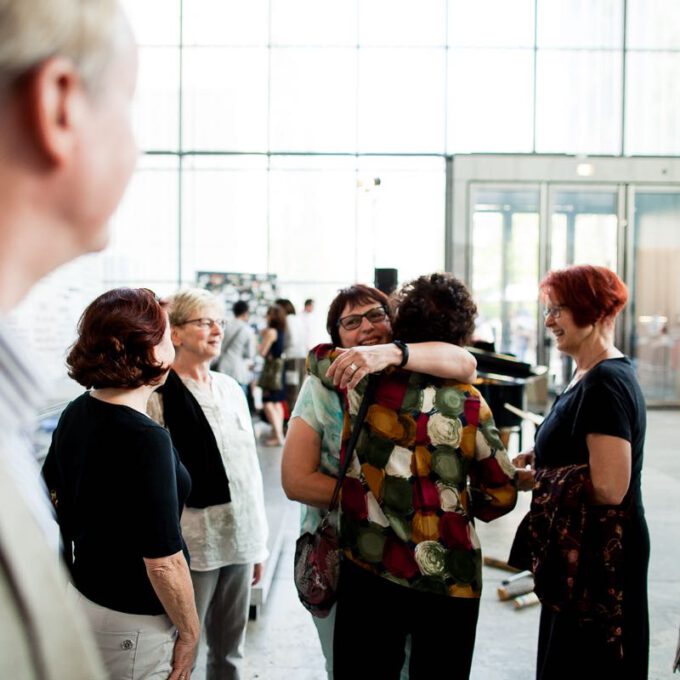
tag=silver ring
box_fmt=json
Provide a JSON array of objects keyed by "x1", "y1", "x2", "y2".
[{"x1": 350, "y1": 362, "x2": 358, "y2": 373}]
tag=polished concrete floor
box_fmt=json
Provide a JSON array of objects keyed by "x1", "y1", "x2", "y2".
[{"x1": 195, "y1": 410, "x2": 680, "y2": 679}]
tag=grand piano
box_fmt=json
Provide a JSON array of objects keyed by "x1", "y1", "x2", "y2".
[{"x1": 467, "y1": 346, "x2": 548, "y2": 450}]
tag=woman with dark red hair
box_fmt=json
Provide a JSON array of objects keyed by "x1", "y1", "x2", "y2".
[
  {"x1": 512, "y1": 265, "x2": 649, "y2": 680},
  {"x1": 42, "y1": 288, "x2": 200, "y2": 680}
]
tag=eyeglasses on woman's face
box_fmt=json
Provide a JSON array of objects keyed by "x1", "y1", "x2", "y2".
[
  {"x1": 337, "y1": 306, "x2": 388, "y2": 331},
  {"x1": 178, "y1": 317, "x2": 226, "y2": 330},
  {"x1": 542, "y1": 305, "x2": 565, "y2": 320}
]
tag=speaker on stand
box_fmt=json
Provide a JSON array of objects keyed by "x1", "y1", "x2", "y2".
[{"x1": 374, "y1": 268, "x2": 398, "y2": 295}]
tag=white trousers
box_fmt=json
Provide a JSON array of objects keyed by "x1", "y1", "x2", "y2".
[
  {"x1": 191, "y1": 563, "x2": 252, "y2": 680},
  {"x1": 69, "y1": 585, "x2": 175, "y2": 680}
]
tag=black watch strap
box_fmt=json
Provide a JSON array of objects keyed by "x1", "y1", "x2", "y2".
[{"x1": 393, "y1": 340, "x2": 409, "y2": 368}]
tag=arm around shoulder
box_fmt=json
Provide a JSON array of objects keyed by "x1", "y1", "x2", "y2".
[{"x1": 404, "y1": 342, "x2": 477, "y2": 381}]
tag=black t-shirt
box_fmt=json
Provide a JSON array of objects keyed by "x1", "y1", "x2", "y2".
[
  {"x1": 43, "y1": 392, "x2": 191, "y2": 615},
  {"x1": 534, "y1": 357, "x2": 646, "y2": 507}
]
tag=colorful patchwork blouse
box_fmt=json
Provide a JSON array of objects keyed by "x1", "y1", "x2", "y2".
[{"x1": 308, "y1": 345, "x2": 518, "y2": 599}]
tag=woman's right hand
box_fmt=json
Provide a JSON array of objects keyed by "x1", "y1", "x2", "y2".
[
  {"x1": 168, "y1": 633, "x2": 198, "y2": 680},
  {"x1": 512, "y1": 449, "x2": 535, "y2": 469},
  {"x1": 513, "y1": 449, "x2": 536, "y2": 492}
]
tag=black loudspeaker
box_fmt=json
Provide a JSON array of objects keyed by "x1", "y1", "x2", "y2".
[{"x1": 374, "y1": 268, "x2": 398, "y2": 295}]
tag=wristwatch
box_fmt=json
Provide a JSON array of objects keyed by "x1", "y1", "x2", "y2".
[{"x1": 393, "y1": 340, "x2": 409, "y2": 368}]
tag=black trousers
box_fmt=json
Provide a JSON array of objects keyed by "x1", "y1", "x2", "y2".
[
  {"x1": 333, "y1": 561, "x2": 480, "y2": 680},
  {"x1": 537, "y1": 604, "x2": 649, "y2": 680}
]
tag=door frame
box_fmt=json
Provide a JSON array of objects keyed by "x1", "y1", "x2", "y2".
[{"x1": 449, "y1": 154, "x2": 680, "y2": 395}]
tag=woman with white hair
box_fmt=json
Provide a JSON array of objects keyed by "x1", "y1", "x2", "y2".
[{"x1": 149, "y1": 288, "x2": 268, "y2": 680}]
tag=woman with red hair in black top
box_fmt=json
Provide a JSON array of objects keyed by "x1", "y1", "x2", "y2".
[{"x1": 513, "y1": 265, "x2": 649, "y2": 680}]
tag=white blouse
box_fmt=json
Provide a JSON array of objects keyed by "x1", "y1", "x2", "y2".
[{"x1": 150, "y1": 372, "x2": 269, "y2": 571}]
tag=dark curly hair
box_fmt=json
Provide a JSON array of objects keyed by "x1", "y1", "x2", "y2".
[
  {"x1": 390, "y1": 273, "x2": 477, "y2": 346},
  {"x1": 67, "y1": 288, "x2": 169, "y2": 389}
]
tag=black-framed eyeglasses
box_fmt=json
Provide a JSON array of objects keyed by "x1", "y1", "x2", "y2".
[
  {"x1": 337, "y1": 306, "x2": 388, "y2": 331},
  {"x1": 178, "y1": 317, "x2": 226, "y2": 330},
  {"x1": 542, "y1": 305, "x2": 565, "y2": 320}
]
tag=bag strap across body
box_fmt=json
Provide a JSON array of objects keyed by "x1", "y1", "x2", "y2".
[{"x1": 328, "y1": 374, "x2": 377, "y2": 513}]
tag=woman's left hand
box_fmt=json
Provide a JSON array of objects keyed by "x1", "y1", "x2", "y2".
[
  {"x1": 326, "y1": 344, "x2": 400, "y2": 389},
  {"x1": 252, "y1": 562, "x2": 264, "y2": 586}
]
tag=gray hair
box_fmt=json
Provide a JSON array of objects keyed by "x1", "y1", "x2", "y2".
[
  {"x1": 167, "y1": 289, "x2": 225, "y2": 327},
  {"x1": 0, "y1": 0, "x2": 121, "y2": 95}
]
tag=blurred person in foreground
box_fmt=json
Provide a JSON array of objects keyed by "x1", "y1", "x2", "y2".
[
  {"x1": 512, "y1": 265, "x2": 648, "y2": 680},
  {"x1": 43, "y1": 288, "x2": 200, "y2": 680},
  {"x1": 0, "y1": 0, "x2": 138, "y2": 677},
  {"x1": 149, "y1": 288, "x2": 268, "y2": 680}
]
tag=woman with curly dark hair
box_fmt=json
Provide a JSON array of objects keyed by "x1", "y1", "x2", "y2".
[
  {"x1": 305, "y1": 273, "x2": 518, "y2": 679},
  {"x1": 42, "y1": 288, "x2": 200, "y2": 680}
]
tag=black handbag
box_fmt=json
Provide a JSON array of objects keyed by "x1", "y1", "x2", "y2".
[{"x1": 293, "y1": 376, "x2": 376, "y2": 618}]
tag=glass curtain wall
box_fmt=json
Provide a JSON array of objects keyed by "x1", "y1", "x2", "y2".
[
  {"x1": 632, "y1": 191, "x2": 680, "y2": 404},
  {"x1": 105, "y1": 0, "x2": 680, "y2": 306},
  {"x1": 470, "y1": 188, "x2": 540, "y2": 365}
]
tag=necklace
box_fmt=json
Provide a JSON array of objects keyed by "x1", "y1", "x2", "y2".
[{"x1": 566, "y1": 347, "x2": 611, "y2": 390}]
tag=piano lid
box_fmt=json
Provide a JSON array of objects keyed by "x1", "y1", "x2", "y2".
[{"x1": 466, "y1": 346, "x2": 547, "y2": 381}]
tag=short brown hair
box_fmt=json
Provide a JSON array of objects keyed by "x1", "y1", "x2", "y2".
[
  {"x1": 391, "y1": 273, "x2": 477, "y2": 346},
  {"x1": 326, "y1": 284, "x2": 389, "y2": 347},
  {"x1": 540, "y1": 265, "x2": 628, "y2": 327},
  {"x1": 67, "y1": 288, "x2": 168, "y2": 389}
]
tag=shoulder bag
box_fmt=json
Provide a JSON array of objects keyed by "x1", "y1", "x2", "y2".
[{"x1": 293, "y1": 375, "x2": 376, "y2": 618}]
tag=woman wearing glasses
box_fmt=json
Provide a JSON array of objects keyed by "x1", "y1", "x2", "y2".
[
  {"x1": 259, "y1": 303, "x2": 288, "y2": 446},
  {"x1": 42, "y1": 288, "x2": 200, "y2": 680},
  {"x1": 281, "y1": 283, "x2": 478, "y2": 678},
  {"x1": 512, "y1": 265, "x2": 649, "y2": 680},
  {"x1": 149, "y1": 288, "x2": 268, "y2": 680}
]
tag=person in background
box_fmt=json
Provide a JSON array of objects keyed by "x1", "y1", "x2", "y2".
[
  {"x1": 259, "y1": 304, "x2": 287, "y2": 446},
  {"x1": 149, "y1": 288, "x2": 268, "y2": 680},
  {"x1": 301, "y1": 298, "x2": 317, "y2": 350},
  {"x1": 218, "y1": 300, "x2": 256, "y2": 402},
  {"x1": 513, "y1": 265, "x2": 648, "y2": 680},
  {"x1": 276, "y1": 298, "x2": 307, "y2": 414},
  {"x1": 0, "y1": 1, "x2": 138, "y2": 677},
  {"x1": 281, "y1": 283, "x2": 480, "y2": 678},
  {"x1": 43, "y1": 288, "x2": 199, "y2": 680},
  {"x1": 305, "y1": 274, "x2": 518, "y2": 679}
]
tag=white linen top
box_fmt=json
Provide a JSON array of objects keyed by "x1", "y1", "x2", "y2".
[{"x1": 150, "y1": 371, "x2": 269, "y2": 571}]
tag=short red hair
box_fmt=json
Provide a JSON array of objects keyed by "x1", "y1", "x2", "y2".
[
  {"x1": 67, "y1": 288, "x2": 168, "y2": 389},
  {"x1": 539, "y1": 265, "x2": 628, "y2": 328}
]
